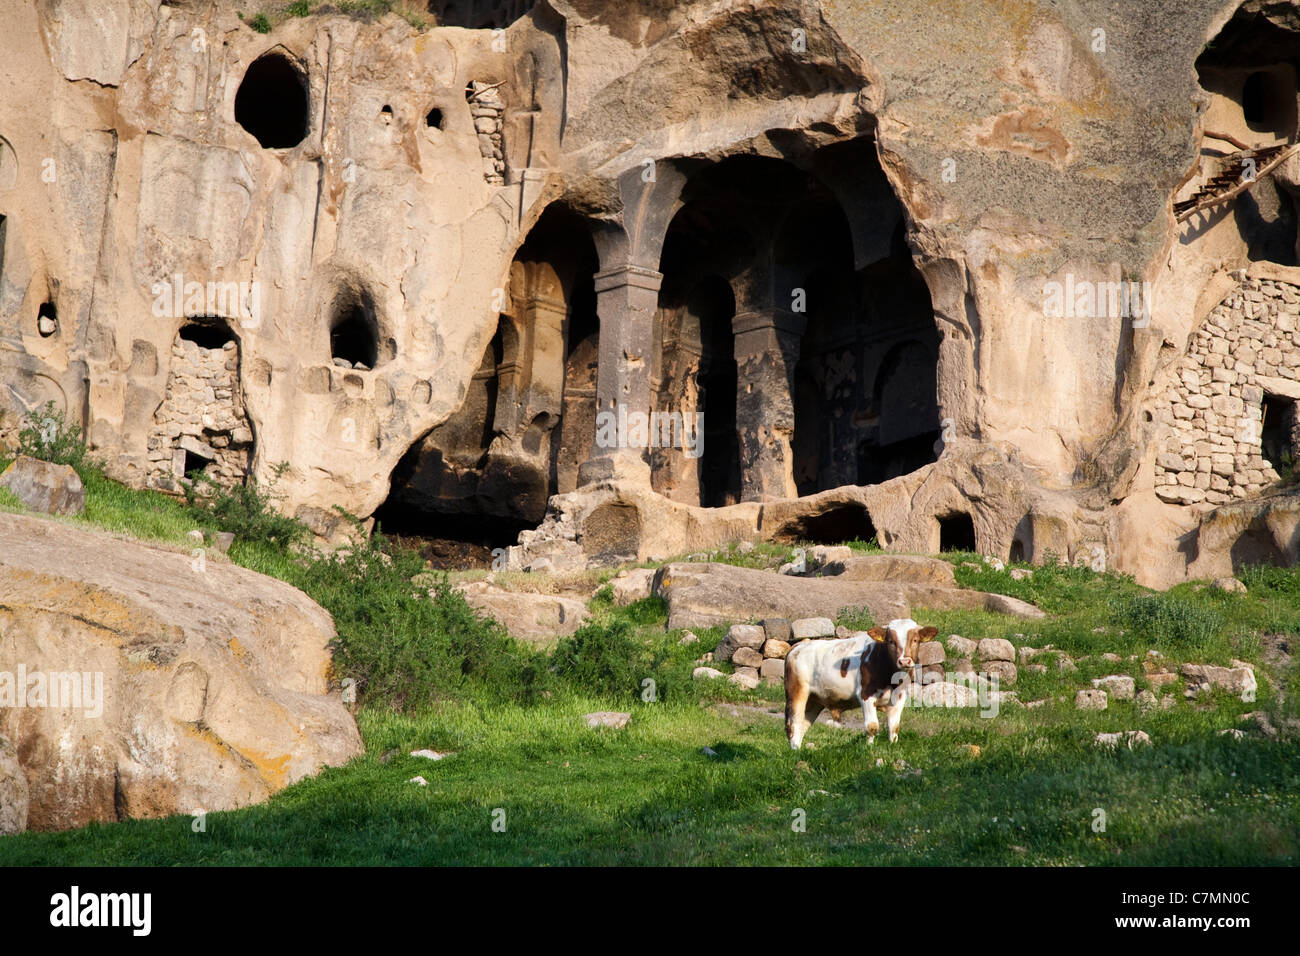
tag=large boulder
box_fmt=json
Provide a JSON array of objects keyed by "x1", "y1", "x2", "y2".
[
  {"x1": 0, "y1": 511, "x2": 362, "y2": 832},
  {"x1": 651, "y1": 562, "x2": 1044, "y2": 631},
  {"x1": 455, "y1": 583, "x2": 589, "y2": 643},
  {"x1": 817, "y1": 554, "x2": 956, "y2": 587},
  {"x1": 0, "y1": 455, "x2": 85, "y2": 516}
]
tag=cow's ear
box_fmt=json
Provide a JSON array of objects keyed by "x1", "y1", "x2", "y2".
[
  {"x1": 919, "y1": 627, "x2": 939, "y2": 641},
  {"x1": 867, "y1": 627, "x2": 886, "y2": 642}
]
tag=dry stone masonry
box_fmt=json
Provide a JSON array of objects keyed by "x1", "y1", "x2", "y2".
[
  {"x1": 468, "y1": 81, "x2": 506, "y2": 186},
  {"x1": 1155, "y1": 272, "x2": 1300, "y2": 505},
  {"x1": 147, "y1": 331, "x2": 252, "y2": 492}
]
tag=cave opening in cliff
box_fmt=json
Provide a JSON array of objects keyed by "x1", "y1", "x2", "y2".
[
  {"x1": 179, "y1": 319, "x2": 235, "y2": 350},
  {"x1": 150, "y1": 318, "x2": 251, "y2": 493},
  {"x1": 655, "y1": 145, "x2": 939, "y2": 507},
  {"x1": 234, "y1": 50, "x2": 310, "y2": 150},
  {"x1": 1191, "y1": 11, "x2": 1300, "y2": 263},
  {"x1": 375, "y1": 203, "x2": 599, "y2": 566},
  {"x1": 772, "y1": 505, "x2": 875, "y2": 546},
  {"x1": 329, "y1": 286, "x2": 380, "y2": 369},
  {"x1": 938, "y1": 512, "x2": 977, "y2": 553},
  {"x1": 428, "y1": 0, "x2": 536, "y2": 29}
]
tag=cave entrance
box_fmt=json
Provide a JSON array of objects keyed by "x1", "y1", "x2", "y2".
[
  {"x1": 773, "y1": 505, "x2": 875, "y2": 546},
  {"x1": 328, "y1": 285, "x2": 382, "y2": 370},
  {"x1": 655, "y1": 145, "x2": 939, "y2": 505},
  {"x1": 1261, "y1": 393, "x2": 1297, "y2": 478},
  {"x1": 234, "y1": 50, "x2": 310, "y2": 150},
  {"x1": 376, "y1": 203, "x2": 599, "y2": 564},
  {"x1": 938, "y1": 512, "x2": 977, "y2": 553}
]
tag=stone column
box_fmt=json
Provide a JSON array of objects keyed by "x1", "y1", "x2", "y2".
[
  {"x1": 578, "y1": 264, "x2": 662, "y2": 486},
  {"x1": 732, "y1": 308, "x2": 806, "y2": 501}
]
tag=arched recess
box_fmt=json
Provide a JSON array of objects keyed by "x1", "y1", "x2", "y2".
[
  {"x1": 234, "y1": 49, "x2": 310, "y2": 150},
  {"x1": 652, "y1": 273, "x2": 740, "y2": 506},
  {"x1": 374, "y1": 203, "x2": 600, "y2": 564},
  {"x1": 655, "y1": 146, "x2": 939, "y2": 505},
  {"x1": 148, "y1": 316, "x2": 253, "y2": 493}
]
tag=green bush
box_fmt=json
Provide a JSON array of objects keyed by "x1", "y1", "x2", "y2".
[
  {"x1": 286, "y1": 0, "x2": 311, "y2": 15},
  {"x1": 299, "y1": 538, "x2": 550, "y2": 709},
  {"x1": 1108, "y1": 592, "x2": 1225, "y2": 654},
  {"x1": 16, "y1": 402, "x2": 98, "y2": 476},
  {"x1": 247, "y1": 12, "x2": 272, "y2": 33},
  {"x1": 182, "y1": 461, "x2": 308, "y2": 550},
  {"x1": 552, "y1": 619, "x2": 653, "y2": 704}
]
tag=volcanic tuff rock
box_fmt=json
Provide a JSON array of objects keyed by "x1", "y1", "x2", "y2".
[
  {"x1": 4, "y1": 0, "x2": 1300, "y2": 587},
  {"x1": 0, "y1": 511, "x2": 362, "y2": 831}
]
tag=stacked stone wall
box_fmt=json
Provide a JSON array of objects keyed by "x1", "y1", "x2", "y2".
[
  {"x1": 147, "y1": 334, "x2": 252, "y2": 491},
  {"x1": 1154, "y1": 275, "x2": 1300, "y2": 505}
]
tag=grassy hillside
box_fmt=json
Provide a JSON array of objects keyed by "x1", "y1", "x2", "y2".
[{"x1": 0, "y1": 427, "x2": 1296, "y2": 865}]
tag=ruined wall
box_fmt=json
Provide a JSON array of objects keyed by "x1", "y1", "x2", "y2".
[
  {"x1": 147, "y1": 329, "x2": 252, "y2": 491},
  {"x1": 1154, "y1": 270, "x2": 1300, "y2": 505}
]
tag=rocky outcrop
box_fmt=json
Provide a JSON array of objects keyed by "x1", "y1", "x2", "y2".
[
  {"x1": 652, "y1": 561, "x2": 1043, "y2": 631},
  {"x1": 0, "y1": 512, "x2": 362, "y2": 831},
  {"x1": 5, "y1": 0, "x2": 1300, "y2": 589},
  {"x1": 454, "y1": 579, "x2": 589, "y2": 643}
]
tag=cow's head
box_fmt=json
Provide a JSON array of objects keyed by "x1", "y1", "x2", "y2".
[{"x1": 867, "y1": 619, "x2": 938, "y2": 670}]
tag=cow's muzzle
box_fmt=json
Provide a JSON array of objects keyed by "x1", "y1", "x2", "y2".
[{"x1": 897, "y1": 657, "x2": 913, "y2": 669}]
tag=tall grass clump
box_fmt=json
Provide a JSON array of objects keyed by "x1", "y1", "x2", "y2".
[{"x1": 1108, "y1": 591, "x2": 1225, "y2": 655}]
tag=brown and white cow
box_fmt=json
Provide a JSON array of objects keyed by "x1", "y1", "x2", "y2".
[{"x1": 783, "y1": 618, "x2": 938, "y2": 749}]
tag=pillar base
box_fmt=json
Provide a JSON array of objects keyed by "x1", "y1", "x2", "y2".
[{"x1": 578, "y1": 452, "x2": 651, "y2": 488}]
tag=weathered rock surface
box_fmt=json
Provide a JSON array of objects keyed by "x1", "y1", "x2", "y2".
[
  {"x1": 582, "y1": 711, "x2": 631, "y2": 729},
  {"x1": 0, "y1": 511, "x2": 362, "y2": 832},
  {"x1": 0, "y1": 733, "x2": 28, "y2": 835},
  {"x1": 652, "y1": 562, "x2": 1043, "y2": 631},
  {"x1": 454, "y1": 582, "x2": 589, "y2": 643},
  {"x1": 0, "y1": 456, "x2": 85, "y2": 516},
  {"x1": 611, "y1": 568, "x2": 656, "y2": 606},
  {"x1": 5, "y1": 0, "x2": 1299, "y2": 590},
  {"x1": 1092, "y1": 675, "x2": 1137, "y2": 701}
]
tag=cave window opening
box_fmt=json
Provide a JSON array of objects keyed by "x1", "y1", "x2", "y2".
[
  {"x1": 37, "y1": 300, "x2": 57, "y2": 337},
  {"x1": 1260, "y1": 393, "x2": 1297, "y2": 477},
  {"x1": 938, "y1": 512, "x2": 977, "y2": 553},
  {"x1": 426, "y1": 107, "x2": 444, "y2": 129},
  {"x1": 1241, "y1": 70, "x2": 1291, "y2": 132},
  {"x1": 1009, "y1": 538, "x2": 1027, "y2": 564},
  {"x1": 182, "y1": 449, "x2": 211, "y2": 479},
  {"x1": 329, "y1": 290, "x2": 380, "y2": 369},
  {"x1": 234, "y1": 51, "x2": 310, "y2": 149},
  {"x1": 179, "y1": 320, "x2": 236, "y2": 350}
]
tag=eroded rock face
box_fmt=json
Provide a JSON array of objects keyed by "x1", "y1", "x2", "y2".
[
  {"x1": 0, "y1": 512, "x2": 362, "y2": 831},
  {"x1": 6, "y1": 0, "x2": 1300, "y2": 586}
]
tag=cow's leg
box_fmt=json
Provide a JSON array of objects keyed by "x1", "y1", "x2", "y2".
[
  {"x1": 786, "y1": 677, "x2": 813, "y2": 749},
  {"x1": 886, "y1": 689, "x2": 907, "y2": 743},
  {"x1": 863, "y1": 696, "x2": 879, "y2": 744}
]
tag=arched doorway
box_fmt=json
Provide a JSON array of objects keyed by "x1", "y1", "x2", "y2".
[{"x1": 374, "y1": 204, "x2": 599, "y2": 565}]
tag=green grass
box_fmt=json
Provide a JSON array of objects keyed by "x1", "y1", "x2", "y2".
[
  {"x1": 0, "y1": 438, "x2": 1297, "y2": 864},
  {"x1": 1, "y1": 694, "x2": 1293, "y2": 865}
]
